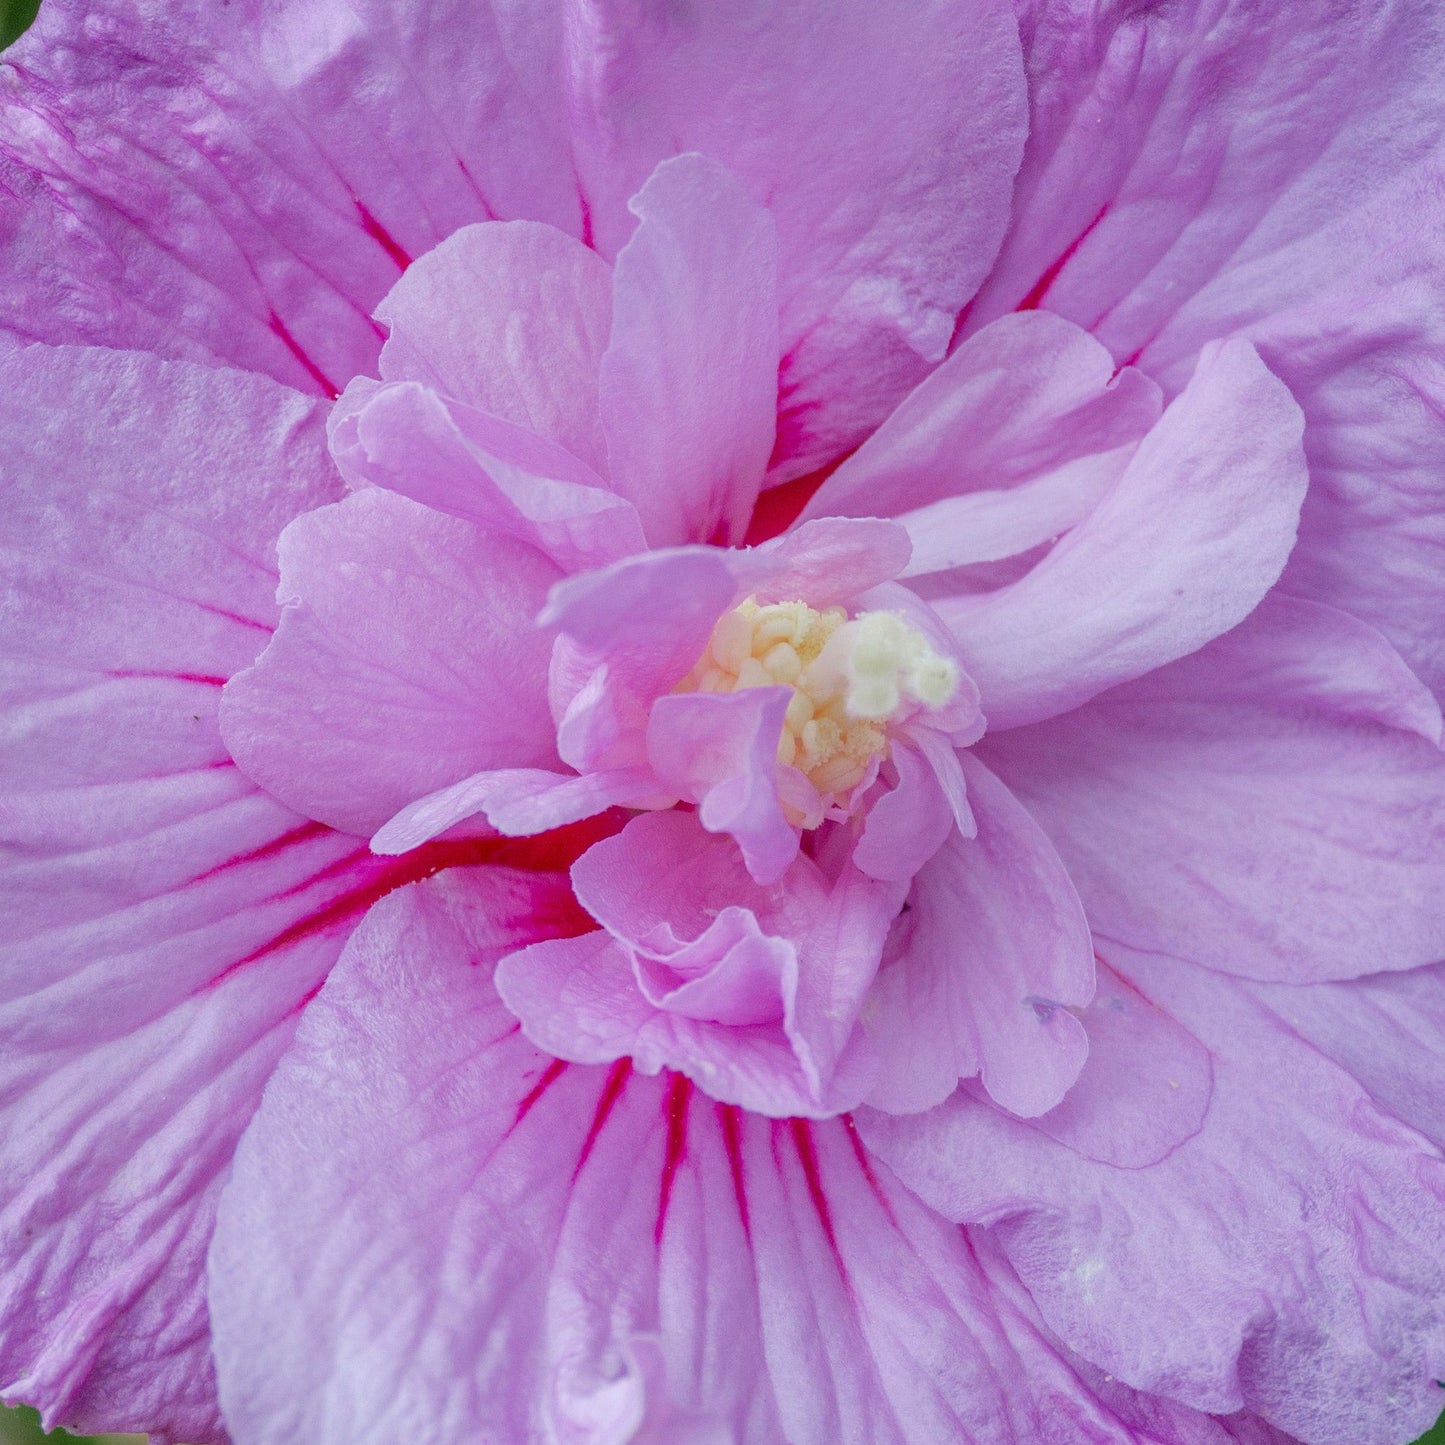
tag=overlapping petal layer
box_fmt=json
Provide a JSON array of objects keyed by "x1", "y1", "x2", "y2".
[
  {"x1": 211, "y1": 877, "x2": 1291, "y2": 1445},
  {"x1": 973, "y1": 0, "x2": 1445, "y2": 701},
  {"x1": 863, "y1": 940, "x2": 1445, "y2": 1445},
  {"x1": 0, "y1": 0, "x2": 1027, "y2": 480},
  {"x1": 982, "y1": 595, "x2": 1445, "y2": 983}
]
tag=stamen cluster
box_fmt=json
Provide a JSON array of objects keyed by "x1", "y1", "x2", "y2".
[{"x1": 678, "y1": 598, "x2": 959, "y2": 801}]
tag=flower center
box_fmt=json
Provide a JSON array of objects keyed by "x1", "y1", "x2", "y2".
[{"x1": 678, "y1": 598, "x2": 959, "y2": 798}]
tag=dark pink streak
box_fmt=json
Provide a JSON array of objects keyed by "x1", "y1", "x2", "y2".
[
  {"x1": 269, "y1": 310, "x2": 340, "y2": 400},
  {"x1": 1109, "y1": 340, "x2": 1155, "y2": 380},
  {"x1": 107, "y1": 669, "x2": 227, "y2": 687},
  {"x1": 789, "y1": 1118, "x2": 847, "y2": 1282},
  {"x1": 509, "y1": 1057, "x2": 569, "y2": 1135},
  {"x1": 655, "y1": 1073, "x2": 693, "y2": 1245},
  {"x1": 578, "y1": 190, "x2": 595, "y2": 250},
  {"x1": 842, "y1": 1114, "x2": 897, "y2": 1227},
  {"x1": 197, "y1": 602, "x2": 273, "y2": 634},
  {"x1": 188, "y1": 820, "x2": 332, "y2": 887},
  {"x1": 356, "y1": 201, "x2": 412, "y2": 271},
  {"x1": 1015, "y1": 205, "x2": 1108, "y2": 312},
  {"x1": 574, "y1": 1058, "x2": 633, "y2": 1179},
  {"x1": 208, "y1": 821, "x2": 610, "y2": 993},
  {"x1": 716, "y1": 1102, "x2": 751, "y2": 1242}
]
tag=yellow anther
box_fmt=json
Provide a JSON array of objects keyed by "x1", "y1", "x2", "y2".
[{"x1": 677, "y1": 597, "x2": 959, "y2": 820}]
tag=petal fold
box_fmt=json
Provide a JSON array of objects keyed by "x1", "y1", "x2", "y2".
[
  {"x1": 982, "y1": 594, "x2": 1445, "y2": 983},
  {"x1": 211, "y1": 872, "x2": 1255, "y2": 1445},
  {"x1": 600, "y1": 154, "x2": 779, "y2": 548},
  {"x1": 221, "y1": 490, "x2": 560, "y2": 837},
  {"x1": 937, "y1": 339, "x2": 1307, "y2": 729}
]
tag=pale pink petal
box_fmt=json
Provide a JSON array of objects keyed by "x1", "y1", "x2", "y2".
[
  {"x1": 569, "y1": 811, "x2": 829, "y2": 958},
  {"x1": 0, "y1": 0, "x2": 582, "y2": 392},
  {"x1": 746, "y1": 517, "x2": 915, "y2": 608},
  {"x1": 907, "y1": 727, "x2": 978, "y2": 833},
  {"x1": 648, "y1": 690, "x2": 799, "y2": 885},
  {"x1": 329, "y1": 380, "x2": 646, "y2": 572},
  {"x1": 897, "y1": 448, "x2": 1133, "y2": 579},
  {"x1": 863, "y1": 754, "x2": 1093, "y2": 1118},
  {"x1": 221, "y1": 490, "x2": 560, "y2": 837},
  {"x1": 983, "y1": 594, "x2": 1445, "y2": 983},
  {"x1": 552, "y1": 657, "x2": 654, "y2": 776},
  {"x1": 1025, "y1": 958, "x2": 1212, "y2": 1169},
  {"x1": 373, "y1": 220, "x2": 613, "y2": 471},
  {"x1": 211, "y1": 875, "x2": 1248, "y2": 1444},
  {"x1": 852, "y1": 744, "x2": 956, "y2": 884},
  {"x1": 787, "y1": 862, "x2": 910, "y2": 1101},
  {"x1": 1253, "y1": 962, "x2": 1445, "y2": 1154},
  {"x1": 541, "y1": 548, "x2": 740, "y2": 704},
  {"x1": 863, "y1": 940, "x2": 1445, "y2": 1445},
  {"x1": 936, "y1": 338, "x2": 1307, "y2": 729},
  {"x1": 805, "y1": 311, "x2": 1161, "y2": 524},
  {"x1": 0, "y1": 344, "x2": 354, "y2": 1441},
  {"x1": 600, "y1": 154, "x2": 778, "y2": 548},
  {"x1": 971, "y1": 0, "x2": 1445, "y2": 702},
  {"x1": 371, "y1": 767, "x2": 657, "y2": 856},
  {"x1": 567, "y1": 0, "x2": 1027, "y2": 479}
]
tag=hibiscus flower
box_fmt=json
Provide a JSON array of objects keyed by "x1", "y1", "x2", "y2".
[{"x1": 2, "y1": 3, "x2": 1444, "y2": 1445}]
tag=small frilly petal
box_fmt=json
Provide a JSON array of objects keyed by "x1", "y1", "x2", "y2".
[
  {"x1": 804, "y1": 310, "x2": 1162, "y2": 525},
  {"x1": 328, "y1": 378, "x2": 647, "y2": 572},
  {"x1": 934, "y1": 338, "x2": 1308, "y2": 729},
  {"x1": 862, "y1": 753, "x2": 1093, "y2": 1119},
  {"x1": 862, "y1": 940, "x2": 1445, "y2": 1445},
  {"x1": 499, "y1": 923, "x2": 846, "y2": 1118},
  {"x1": 647, "y1": 690, "x2": 799, "y2": 885},
  {"x1": 982, "y1": 593, "x2": 1445, "y2": 983},
  {"x1": 852, "y1": 743, "x2": 956, "y2": 883},
  {"x1": 221, "y1": 490, "x2": 561, "y2": 837},
  {"x1": 632, "y1": 908, "x2": 791, "y2": 1029},
  {"x1": 373, "y1": 220, "x2": 613, "y2": 473},
  {"x1": 370, "y1": 766, "x2": 657, "y2": 855},
  {"x1": 211, "y1": 873, "x2": 1228, "y2": 1445},
  {"x1": 600, "y1": 154, "x2": 779, "y2": 548},
  {"x1": 501, "y1": 811, "x2": 900, "y2": 1116}
]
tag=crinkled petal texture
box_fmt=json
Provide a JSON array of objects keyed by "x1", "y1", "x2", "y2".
[
  {"x1": 495, "y1": 811, "x2": 905, "y2": 1119},
  {"x1": 0, "y1": 0, "x2": 1027, "y2": 478},
  {"x1": 862, "y1": 939, "x2": 1445, "y2": 1445},
  {"x1": 981, "y1": 594, "x2": 1445, "y2": 984},
  {"x1": 209, "y1": 873, "x2": 1291, "y2": 1445},
  {"x1": 0, "y1": 345, "x2": 359, "y2": 1442},
  {"x1": 976, "y1": 0, "x2": 1445, "y2": 703}
]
